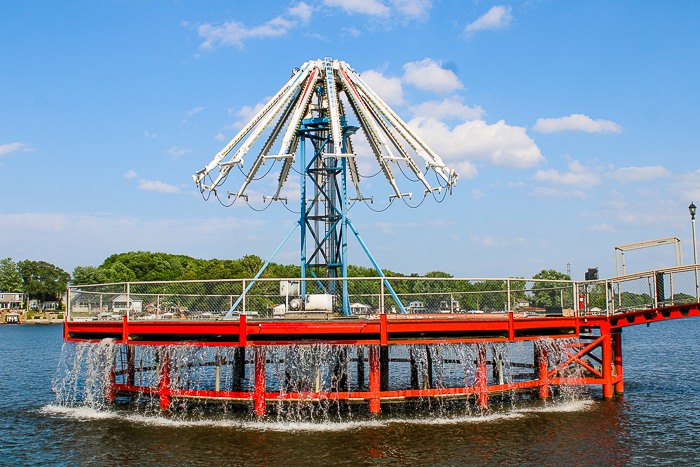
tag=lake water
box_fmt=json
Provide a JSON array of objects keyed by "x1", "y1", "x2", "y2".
[{"x1": 1, "y1": 319, "x2": 699, "y2": 466}]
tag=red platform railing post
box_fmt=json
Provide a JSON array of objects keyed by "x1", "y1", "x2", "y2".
[
  {"x1": 613, "y1": 330, "x2": 624, "y2": 395},
  {"x1": 476, "y1": 346, "x2": 488, "y2": 407},
  {"x1": 158, "y1": 349, "x2": 170, "y2": 410},
  {"x1": 536, "y1": 344, "x2": 549, "y2": 399},
  {"x1": 369, "y1": 345, "x2": 381, "y2": 413},
  {"x1": 601, "y1": 324, "x2": 613, "y2": 399},
  {"x1": 254, "y1": 347, "x2": 266, "y2": 415}
]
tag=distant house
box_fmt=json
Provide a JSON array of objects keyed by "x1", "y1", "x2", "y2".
[
  {"x1": 112, "y1": 294, "x2": 142, "y2": 314},
  {"x1": 350, "y1": 303, "x2": 371, "y2": 313},
  {"x1": 0, "y1": 293, "x2": 23, "y2": 310}
]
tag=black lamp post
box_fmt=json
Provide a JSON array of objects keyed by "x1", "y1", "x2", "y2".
[{"x1": 690, "y1": 202, "x2": 697, "y2": 265}]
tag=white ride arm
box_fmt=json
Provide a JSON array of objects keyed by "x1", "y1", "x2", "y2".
[
  {"x1": 275, "y1": 64, "x2": 321, "y2": 158},
  {"x1": 194, "y1": 62, "x2": 311, "y2": 188},
  {"x1": 338, "y1": 67, "x2": 405, "y2": 199},
  {"x1": 346, "y1": 65, "x2": 458, "y2": 186}
]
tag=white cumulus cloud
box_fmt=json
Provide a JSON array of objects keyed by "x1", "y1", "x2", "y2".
[
  {"x1": 360, "y1": 69, "x2": 405, "y2": 106},
  {"x1": 606, "y1": 166, "x2": 671, "y2": 185},
  {"x1": 166, "y1": 146, "x2": 191, "y2": 159},
  {"x1": 533, "y1": 159, "x2": 602, "y2": 189},
  {"x1": 402, "y1": 58, "x2": 464, "y2": 94},
  {"x1": 390, "y1": 0, "x2": 432, "y2": 19},
  {"x1": 534, "y1": 114, "x2": 623, "y2": 133},
  {"x1": 198, "y1": 2, "x2": 314, "y2": 49},
  {"x1": 137, "y1": 179, "x2": 181, "y2": 194},
  {"x1": 531, "y1": 186, "x2": 588, "y2": 200},
  {"x1": 465, "y1": 5, "x2": 513, "y2": 33},
  {"x1": 409, "y1": 117, "x2": 544, "y2": 169},
  {"x1": 186, "y1": 106, "x2": 204, "y2": 116},
  {"x1": 0, "y1": 142, "x2": 35, "y2": 157},
  {"x1": 124, "y1": 170, "x2": 138, "y2": 179},
  {"x1": 323, "y1": 0, "x2": 390, "y2": 16},
  {"x1": 409, "y1": 96, "x2": 484, "y2": 120}
]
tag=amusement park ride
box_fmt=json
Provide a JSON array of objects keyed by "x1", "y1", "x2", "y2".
[{"x1": 63, "y1": 58, "x2": 700, "y2": 415}]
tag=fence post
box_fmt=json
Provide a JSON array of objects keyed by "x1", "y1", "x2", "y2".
[
  {"x1": 574, "y1": 283, "x2": 579, "y2": 317},
  {"x1": 605, "y1": 280, "x2": 610, "y2": 317},
  {"x1": 242, "y1": 279, "x2": 246, "y2": 315},
  {"x1": 66, "y1": 285, "x2": 71, "y2": 321},
  {"x1": 126, "y1": 282, "x2": 130, "y2": 321},
  {"x1": 506, "y1": 279, "x2": 511, "y2": 313},
  {"x1": 380, "y1": 278, "x2": 385, "y2": 314}
]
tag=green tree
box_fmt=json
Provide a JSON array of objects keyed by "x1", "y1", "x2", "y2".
[
  {"x1": 531, "y1": 269, "x2": 571, "y2": 309},
  {"x1": 0, "y1": 258, "x2": 22, "y2": 292},
  {"x1": 17, "y1": 260, "x2": 71, "y2": 303},
  {"x1": 71, "y1": 265, "x2": 109, "y2": 285}
]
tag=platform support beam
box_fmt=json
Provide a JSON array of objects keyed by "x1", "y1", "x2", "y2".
[
  {"x1": 158, "y1": 349, "x2": 170, "y2": 410},
  {"x1": 232, "y1": 347, "x2": 245, "y2": 392},
  {"x1": 535, "y1": 344, "x2": 549, "y2": 399},
  {"x1": 410, "y1": 348, "x2": 419, "y2": 390},
  {"x1": 106, "y1": 356, "x2": 116, "y2": 402},
  {"x1": 380, "y1": 346, "x2": 389, "y2": 391},
  {"x1": 613, "y1": 330, "x2": 624, "y2": 395},
  {"x1": 357, "y1": 347, "x2": 365, "y2": 389},
  {"x1": 369, "y1": 345, "x2": 381, "y2": 413},
  {"x1": 254, "y1": 348, "x2": 266, "y2": 415},
  {"x1": 601, "y1": 326, "x2": 614, "y2": 399},
  {"x1": 126, "y1": 345, "x2": 135, "y2": 386},
  {"x1": 476, "y1": 346, "x2": 488, "y2": 407}
]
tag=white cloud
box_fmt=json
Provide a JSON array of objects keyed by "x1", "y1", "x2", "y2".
[
  {"x1": 409, "y1": 117, "x2": 544, "y2": 169},
  {"x1": 227, "y1": 100, "x2": 269, "y2": 130},
  {"x1": 288, "y1": 2, "x2": 313, "y2": 23},
  {"x1": 402, "y1": 58, "x2": 464, "y2": 94},
  {"x1": 409, "y1": 96, "x2": 484, "y2": 120},
  {"x1": 533, "y1": 159, "x2": 602, "y2": 189},
  {"x1": 0, "y1": 212, "x2": 267, "y2": 271},
  {"x1": 215, "y1": 133, "x2": 225, "y2": 141},
  {"x1": 530, "y1": 186, "x2": 588, "y2": 200},
  {"x1": 674, "y1": 169, "x2": 700, "y2": 202},
  {"x1": 606, "y1": 166, "x2": 671, "y2": 185},
  {"x1": 198, "y1": 3, "x2": 314, "y2": 49},
  {"x1": 344, "y1": 27, "x2": 362, "y2": 37},
  {"x1": 390, "y1": 0, "x2": 432, "y2": 19},
  {"x1": 534, "y1": 114, "x2": 623, "y2": 133},
  {"x1": 590, "y1": 223, "x2": 616, "y2": 233},
  {"x1": 0, "y1": 142, "x2": 35, "y2": 157},
  {"x1": 471, "y1": 188, "x2": 486, "y2": 200},
  {"x1": 166, "y1": 146, "x2": 191, "y2": 159},
  {"x1": 323, "y1": 0, "x2": 390, "y2": 16},
  {"x1": 137, "y1": 179, "x2": 181, "y2": 194},
  {"x1": 124, "y1": 170, "x2": 138, "y2": 179},
  {"x1": 186, "y1": 106, "x2": 204, "y2": 116},
  {"x1": 360, "y1": 69, "x2": 404, "y2": 106},
  {"x1": 469, "y1": 235, "x2": 527, "y2": 248},
  {"x1": 465, "y1": 5, "x2": 513, "y2": 33}
]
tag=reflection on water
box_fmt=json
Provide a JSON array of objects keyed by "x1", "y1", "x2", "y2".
[{"x1": 2, "y1": 320, "x2": 700, "y2": 466}]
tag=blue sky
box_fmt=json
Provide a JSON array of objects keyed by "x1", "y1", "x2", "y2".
[{"x1": 1, "y1": 0, "x2": 699, "y2": 280}]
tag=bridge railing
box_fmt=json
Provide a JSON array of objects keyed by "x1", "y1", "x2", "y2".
[
  {"x1": 601, "y1": 264, "x2": 700, "y2": 316},
  {"x1": 66, "y1": 266, "x2": 698, "y2": 322},
  {"x1": 66, "y1": 276, "x2": 574, "y2": 321}
]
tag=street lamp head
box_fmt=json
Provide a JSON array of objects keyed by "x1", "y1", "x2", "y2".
[{"x1": 690, "y1": 202, "x2": 697, "y2": 220}]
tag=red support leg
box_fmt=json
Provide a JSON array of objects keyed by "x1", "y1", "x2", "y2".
[
  {"x1": 476, "y1": 346, "x2": 488, "y2": 407},
  {"x1": 158, "y1": 349, "x2": 170, "y2": 410},
  {"x1": 127, "y1": 345, "x2": 135, "y2": 386},
  {"x1": 613, "y1": 331, "x2": 624, "y2": 395},
  {"x1": 106, "y1": 360, "x2": 116, "y2": 402},
  {"x1": 537, "y1": 345, "x2": 549, "y2": 399},
  {"x1": 254, "y1": 347, "x2": 266, "y2": 415},
  {"x1": 601, "y1": 330, "x2": 613, "y2": 399},
  {"x1": 369, "y1": 345, "x2": 381, "y2": 413}
]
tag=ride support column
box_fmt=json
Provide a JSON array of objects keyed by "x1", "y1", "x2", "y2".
[
  {"x1": 613, "y1": 330, "x2": 624, "y2": 395},
  {"x1": 158, "y1": 349, "x2": 170, "y2": 410},
  {"x1": 254, "y1": 347, "x2": 266, "y2": 415},
  {"x1": 601, "y1": 323, "x2": 614, "y2": 399},
  {"x1": 476, "y1": 346, "x2": 488, "y2": 407},
  {"x1": 369, "y1": 345, "x2": 381, "y2": 413}
]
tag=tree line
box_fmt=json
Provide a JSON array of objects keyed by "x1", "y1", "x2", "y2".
[{"x1": 1, "y1": 251, "x2": 579, "y2": 311}]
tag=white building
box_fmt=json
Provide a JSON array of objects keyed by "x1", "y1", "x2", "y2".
[{"x1": 0, "y1": 293, "x2": 24, "y2": 310}]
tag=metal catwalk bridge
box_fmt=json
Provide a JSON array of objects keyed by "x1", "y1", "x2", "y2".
[{"x1": 64, "y1": 263, "x2": 700, "y2": 414}]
